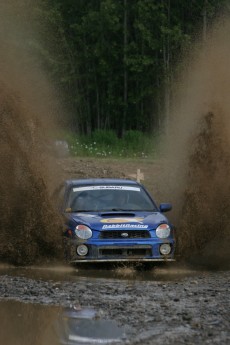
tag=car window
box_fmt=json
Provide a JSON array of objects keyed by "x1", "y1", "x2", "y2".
[{"x1": 66, "y1": 185, "x2": 156, "y2": 212}]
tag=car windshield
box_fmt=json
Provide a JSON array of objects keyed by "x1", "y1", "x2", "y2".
[{"x1": 66, "y1": 184, "x2": 157, "y2": 212}]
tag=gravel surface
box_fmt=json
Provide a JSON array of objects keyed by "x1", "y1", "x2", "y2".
[{"x1": 0, "y1": 268, "x2": 229, "y2": 345}]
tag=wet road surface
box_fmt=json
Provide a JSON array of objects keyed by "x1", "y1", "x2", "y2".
[{"x1": 0, "y1": 264, "x2": 229, "y2": 345}]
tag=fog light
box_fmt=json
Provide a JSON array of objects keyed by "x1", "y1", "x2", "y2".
[
  {"x1": 76, "y1": 245, "x2": 88, "y2": 256},
  {"x1": 159, "y1": 244, "x2": 171, "y2": 255}
]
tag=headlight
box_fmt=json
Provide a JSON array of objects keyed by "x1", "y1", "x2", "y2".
[
  {"x1": 156, "y1": 224, "x2": 170, "y2": 238},
  {"x1": 75, "y1": 225, "x2": 92, "y2": 239}
]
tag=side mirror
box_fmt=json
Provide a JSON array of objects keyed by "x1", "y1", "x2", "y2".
[{"x1": 159, "y1": 203, "x2": 172, "y2": 212}]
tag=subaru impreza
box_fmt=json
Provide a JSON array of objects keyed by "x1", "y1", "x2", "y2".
[{"x1": 57, "y1": 178, "x2": 175, "y2": 264}]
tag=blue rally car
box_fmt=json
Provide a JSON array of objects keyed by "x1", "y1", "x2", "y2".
[{"x1": 57, "y1": 178, "x2": 175, "y2": 264}]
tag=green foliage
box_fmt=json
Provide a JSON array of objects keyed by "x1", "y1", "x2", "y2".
[
  {"x1": 91, "y1": 129, "x2": 118, "y2": 146},
  {"x1": 123, "y1": 130, "x2": 144, "y2": 147},
  {"x1": 62, "y1": 129, "x2": 157, "y2": 158}
]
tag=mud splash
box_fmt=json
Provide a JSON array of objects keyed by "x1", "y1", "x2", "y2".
[
  {"x1": 179, "y1": 110, "x2": 230, "y2": 266},
  {"x1": 0, "y1": 1, "x2": 63, "y2": 265},
  {"x1": 160, "y1": 14, "x2": 230, "y2": 267}
]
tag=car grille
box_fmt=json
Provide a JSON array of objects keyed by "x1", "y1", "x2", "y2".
[
  {"x1": 99, "y1": 230, "x2": 150, "y2": 239},
  {"x1": 98, "y1": 246, "x2": 152, "y2": 258}
]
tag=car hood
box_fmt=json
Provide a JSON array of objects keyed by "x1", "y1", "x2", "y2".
[{"x1": 67, "y1": 212, "x2": 168, "y2": 230}]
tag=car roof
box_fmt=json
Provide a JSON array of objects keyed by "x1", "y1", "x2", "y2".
[{"x1": 65, "y1": 178, "x2": 141, "y2": 187}]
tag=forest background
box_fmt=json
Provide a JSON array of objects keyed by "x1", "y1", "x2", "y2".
[{"x1": 31, "y1": 0, "x2": 230, "y2": 156}]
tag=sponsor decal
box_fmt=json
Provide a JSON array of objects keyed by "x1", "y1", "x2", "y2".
[
  {"x1": 73, "y1": 186, "x2": 140, "y2": 192},
  {"x1": 102, "y1": 224, "x2": 148, "y2": 229},
  {"x1": 76, "y1": 213, "x2": 98, "y2": 218},
  {"x1": 101, "y1": 217, "x2": 144, "y2": 223}
]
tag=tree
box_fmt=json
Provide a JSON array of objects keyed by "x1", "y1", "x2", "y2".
[{"x1": 35, "y1": 0, "x2": 229, "y2": 136}]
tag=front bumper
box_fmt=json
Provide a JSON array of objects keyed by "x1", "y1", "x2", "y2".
[
  {"x1": 64, "y1": 238, "x2": 175, "y2": 263},
  {"x1": 69, "y1": 258, "x2": 175, "y2": 263}
]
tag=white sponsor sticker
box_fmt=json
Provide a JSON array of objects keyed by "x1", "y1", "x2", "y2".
[
  {"x1": 102, "y1": 224, "x2": 148, "y2": 229},
  {"x1": 76, "y1": 213, "x2": 98, "y2": 218},
  {"x1": 73, "y1": 186, "x2": 140, "y2": 192},
  {"x1": 101, "y1": 217, "x2": 144, "y2": 223}
]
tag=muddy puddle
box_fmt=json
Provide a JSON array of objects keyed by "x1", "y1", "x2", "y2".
[
  {"x1": 0, "y1": 300, "x2": 126, "y2": 345},
  {"x1": 0, "y1": 300, "x2": 60, "y2": 345},
  {"x1": 0, "y1": 263, "x2": 203, "y2": 283}
]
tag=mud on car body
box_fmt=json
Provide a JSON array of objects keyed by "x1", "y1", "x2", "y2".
[{"x1": 57, "y1": 178, "x2": 175, "y2": 263}]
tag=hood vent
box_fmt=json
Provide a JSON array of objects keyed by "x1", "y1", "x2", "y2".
[{"x1": 100, "y1": 212, "x2": 135, "y2": 217}]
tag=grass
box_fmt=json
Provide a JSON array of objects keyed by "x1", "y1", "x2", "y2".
[{"x1": 58, "y1": 129, "x2": 160, "y2": 159}]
